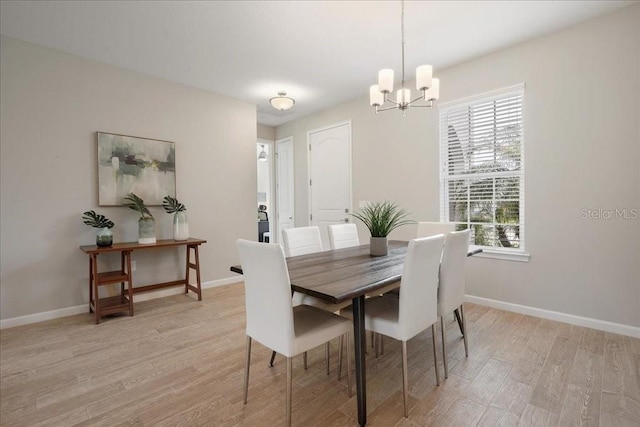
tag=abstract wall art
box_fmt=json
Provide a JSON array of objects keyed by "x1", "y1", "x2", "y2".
[{"x1": 97, "y1": 132, "x2": 176, "y2": 206}]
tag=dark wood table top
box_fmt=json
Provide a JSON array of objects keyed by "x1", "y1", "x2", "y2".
[
  {"x1": 230, "y1": 241, "x2": 483, "y2": 304},
  {"x1": 80, "y1": 238, "x2": 207, "y2": 254},
  {"x1": 231, "y1": 240, "x2": 407, "y2": 304}
]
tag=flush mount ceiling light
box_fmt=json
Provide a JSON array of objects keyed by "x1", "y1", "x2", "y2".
[
  {"x1": 269, "y1": 92, "x2": 295, "y2": 111},
  {"x1": 258, "y1": 144, "x2": 268, "y2": 162},
  {"x1": 369, "y1": 0, "x2": 440, "y2": 115}
]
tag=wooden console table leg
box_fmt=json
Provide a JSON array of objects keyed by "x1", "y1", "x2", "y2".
[
  {"x1": 89, "y1": 255, "x2": 94, "y2": 314},
  {"x1": 185, "y1": 246, "x2": 191, "y2": 295},
  {"x1": 91, "y1": 253, "x2": 100, "y2": 324},
  {"x1": 184, "y1": 244, "x2": 203, "y2": 300},
  {"x1": 193, "y1": 245, "x2": 202, "y2": 301},
  {"x1": 125, "y1": 251, "x2": 134, "y2": 316}
]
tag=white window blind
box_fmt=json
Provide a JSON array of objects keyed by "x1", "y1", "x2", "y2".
[{"x1": 439, "y1": 84, "x2": 525, "y2": 251}]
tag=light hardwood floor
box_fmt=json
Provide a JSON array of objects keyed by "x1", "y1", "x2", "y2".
[{"x1": 1, "y1": 283, "x2": 639, "y2": 426}]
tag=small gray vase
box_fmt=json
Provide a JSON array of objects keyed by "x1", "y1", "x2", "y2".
[{"x1": 370, "y1": 236, "x2": 388, "y2": 256}]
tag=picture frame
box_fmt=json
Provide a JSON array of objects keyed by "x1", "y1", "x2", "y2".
[{"x1": 97, "y1": 132, "x2": 176, "y2": 206}]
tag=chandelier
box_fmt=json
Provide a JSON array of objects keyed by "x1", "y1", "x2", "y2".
[{"x1": 369, "y1": 0, "x2": 440, "y2": 114}]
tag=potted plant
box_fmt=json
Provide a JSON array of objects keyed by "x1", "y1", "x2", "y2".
[
  {"x1": 351, "y1": 201, "x2": 415, "y2": 256},
  {"x1": 82, "y1": 210, "x2": 115, "y2": 247},
  {"x1": 162, "y1": 195, "x2": 189, "y2": 241},
  {"x1": 123, "y1": 193, "x2": 156, "y2": 244}
]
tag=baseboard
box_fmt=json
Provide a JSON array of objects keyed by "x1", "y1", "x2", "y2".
[
  {"x1": 466, "y1": 295, "x2": 640, "y2": 339},
  {"x1": 0, "y1": 276, "x2": 243, "y2": 330}
]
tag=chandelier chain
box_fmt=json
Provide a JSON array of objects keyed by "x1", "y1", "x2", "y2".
[{"x1": 401, "y1": 0, "x2": 405, "y2": 90}]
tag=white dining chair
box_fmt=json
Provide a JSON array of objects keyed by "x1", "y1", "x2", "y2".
[
  {"x1": 438, "y1": 229, "x2": 471, "y2": 378},
  {"x1": 282, "y1": 226, "x2": 323, "y2": 257},
  {"x1": 237, "y1": 239, "x2": 352, "y2": 427},
  {"x1": 328, "y1": 223, "x2": 360, "y2": 250},
  {"x1": 341, "y1": 235, "x2": 444, "y2": 417},
  {"x1": 283, "y1": 226, "x2": 350, "y2": 375}
]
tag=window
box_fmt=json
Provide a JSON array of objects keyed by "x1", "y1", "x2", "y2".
[{"x1": 439, "y1": 84, "x2": 525, "y2": 253}]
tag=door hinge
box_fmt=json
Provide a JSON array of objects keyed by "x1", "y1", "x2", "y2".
[
  {"x1": 309, "y1": 179, "x2": 312, "y2": 186},
  {"x1": 309, "y1": 144, "x2": 311, "y2": 151},
  {"x1": 310, "y1": 214, "x2": 313, "y2": 221}
]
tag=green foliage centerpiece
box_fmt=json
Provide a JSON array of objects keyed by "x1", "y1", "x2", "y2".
[
  {"x1": 351, "y1": 201, "x2": 415, "y2": 256},
  {"x1": 124, "y1": 193, "x2": 156, "y2": 244},
  {"x1": 82, "y1": 210, "x2": 115, "y2": 247},
  {"x1": 162, "y1": 195, "x2": 189, "y2": 241}
]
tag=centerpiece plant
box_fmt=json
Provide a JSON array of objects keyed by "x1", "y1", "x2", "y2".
[{"x1": 351, "y1": 201, "x2": 415, "y2": 256}]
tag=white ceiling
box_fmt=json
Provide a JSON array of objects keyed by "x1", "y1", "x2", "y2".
[{"x1": 0, "y1": 1, "x2": 635, "y2": 127}]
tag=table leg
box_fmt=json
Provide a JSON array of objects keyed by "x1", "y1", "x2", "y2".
[
  {"x1": 193, "y1": 245, "x2": 202, "y2": 301},
  {"x1": 352, "y1": 295, "x2": 367, "y2": 426},
  {"x1": 89, "y1": 255, "x2": 94, "y2": 314},
  {"x1": 454, "y1": 308, "x2": 464, "y2": 336},
  {"x1": 185, "y1": 246, "x2": 191, "y2": 295}
]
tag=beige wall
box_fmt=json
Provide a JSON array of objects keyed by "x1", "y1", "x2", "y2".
[
  {"x1": 0, "y1": 36, "x2": 257, "y2": 320},
  {"x1": 257, "y1": 123, "x2": 275, "y2": 141},
  {"x1": 276, "y1": 5, "x2": 640, "y2": 327}
]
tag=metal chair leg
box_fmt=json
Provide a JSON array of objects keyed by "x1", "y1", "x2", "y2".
[
  {"x1": 461, "y1": 304, "x2": 469, "y2": 357},
  {"x1": 441, "y1": 315, "x2": 448, "y2": 379},
  {"x1": 337, "y1": 335, "x2": 343, "y2": 380},
  {"x1": 401, "y1": 340, "x2": 409, "y2": 418},
  {"x1": 286, "y1": 356, "x2": 292, "y2": 427},
  {"x1": 269, "y1": 350, "x2": 276, "y2": 367},
  {"x1": 374, "y1": 333, "x2": 379, "y2": 358},
  {"x1": 380, "y1": 335, "x2": 384, "y2": 355},
  {"x1": 346, "y1": 332, "x2": 352, "y2": 398},
  {"x1": 303, "y1": 351, "x2": 308, "y2": 370},
  {"x1": 243, "y1": 336, "x2": 252, "y2": 404},
  {"x1": 431, "y1": 323, "x2": 440, "y2": 386}
]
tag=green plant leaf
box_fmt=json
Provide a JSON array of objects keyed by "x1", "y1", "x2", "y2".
[
  {"x1": 82, "y1": 210, "x2": 114, "y2": 229},
  {"x1": 162, "y1": 195, "x2": 186, "y2": 213},
  {"x1": 123, "y1": 193, "x2": 153, "y2": 219}
]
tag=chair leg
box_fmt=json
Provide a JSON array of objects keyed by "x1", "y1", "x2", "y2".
[
  {"x1": 441, "y1": 315, "x2": 448, "y2": 379},
  {"x1": 380, "y1": 335, "x2": 384, "y2": 355},
  {"x1": 337, "y1": 335, "x2": 343, "y2": 381},
  {"x1": 243, "y1": 336, "x2": 252, "y2": 404},
  {"x1": 325, "y1": 342, "x2": 330, "y2": 376},
  {"x1": 371, "y1": 331, "x2": 375, "y2": 348},
  {"x1": 286, "y1": 356, "x2": 292, "y2": 427},
  {"x1": 401, "y1": 340, "x2": 409, "y2": 418},
  {"x1": 303, "y1": 351, "x2": 308, "y2": 370},
  {"x1": 269, "y1": 350, "x2": 276, "y2": 367},
  {"x1": 461, "y1": 304, "x2": 469, "y2": 357},
  {"x1": 346, "y1": 332, "x2": 352, "y2": 397},
  {"x1": 431, "y1": 323, "x2": 440, "y2": 386}
]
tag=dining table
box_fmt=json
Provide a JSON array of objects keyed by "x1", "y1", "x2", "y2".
[{"x1": 230, "y1": 240, "x2": 481, "y2": 426}]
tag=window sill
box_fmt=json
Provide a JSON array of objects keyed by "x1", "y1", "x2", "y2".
[{"x1": 469, "y1": 246, "x2": 530, "y2": 262}]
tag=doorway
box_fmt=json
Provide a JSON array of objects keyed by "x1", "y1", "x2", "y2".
[
  {"x1": 275, "y1": 136, "x2": 295, "y2": 244},
  {"x1": 257, "y1": 139, "x2": 274, "y2": 242}
]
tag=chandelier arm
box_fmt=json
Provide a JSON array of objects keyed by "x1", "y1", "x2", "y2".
[
  {"x1": 376, "y1": 105, "x2": 400, "y2": 113},
  {"x1": 408, "y1": 94, "x2": 425, "y2": 104}
]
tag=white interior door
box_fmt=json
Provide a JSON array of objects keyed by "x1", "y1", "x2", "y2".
[
  {"x1": 308, "y1": 121, "x2": 352, "y2": 249},
  {"x1": 276, "y1": 136, "x2": 294, "y2": 244}
]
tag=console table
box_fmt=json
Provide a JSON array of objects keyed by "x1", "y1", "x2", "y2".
[{"x1": 80, "y1": 238, "x2": 206, "y2": 324}]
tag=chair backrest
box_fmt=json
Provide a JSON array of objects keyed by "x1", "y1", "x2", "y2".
[
  {"x1": 397, "y1": 235, "x2": 445, "y2": 341},
  {"x1": 416, "y1": 221, "x2": 455, "y2": 238},
  {"x1": 328, "y1": 223, "x2": 360, "y2": 250},
  {"x1": 438, "y1": 229, "x2": 471, "y2": 313},
  {"x1": 236, "y1": 239, "x2": 295, "y2": 355},
  {"x1": 282, "y1": 226, "x2": 323, "y2": 257}
]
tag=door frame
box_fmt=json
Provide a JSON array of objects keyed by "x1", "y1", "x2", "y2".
[
  {"x1": 275, "y1": 136, "x2": 294, "y2": 244},
  {"x1": 306, "y1": 120, "x2": 353, "y2": 229}
]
